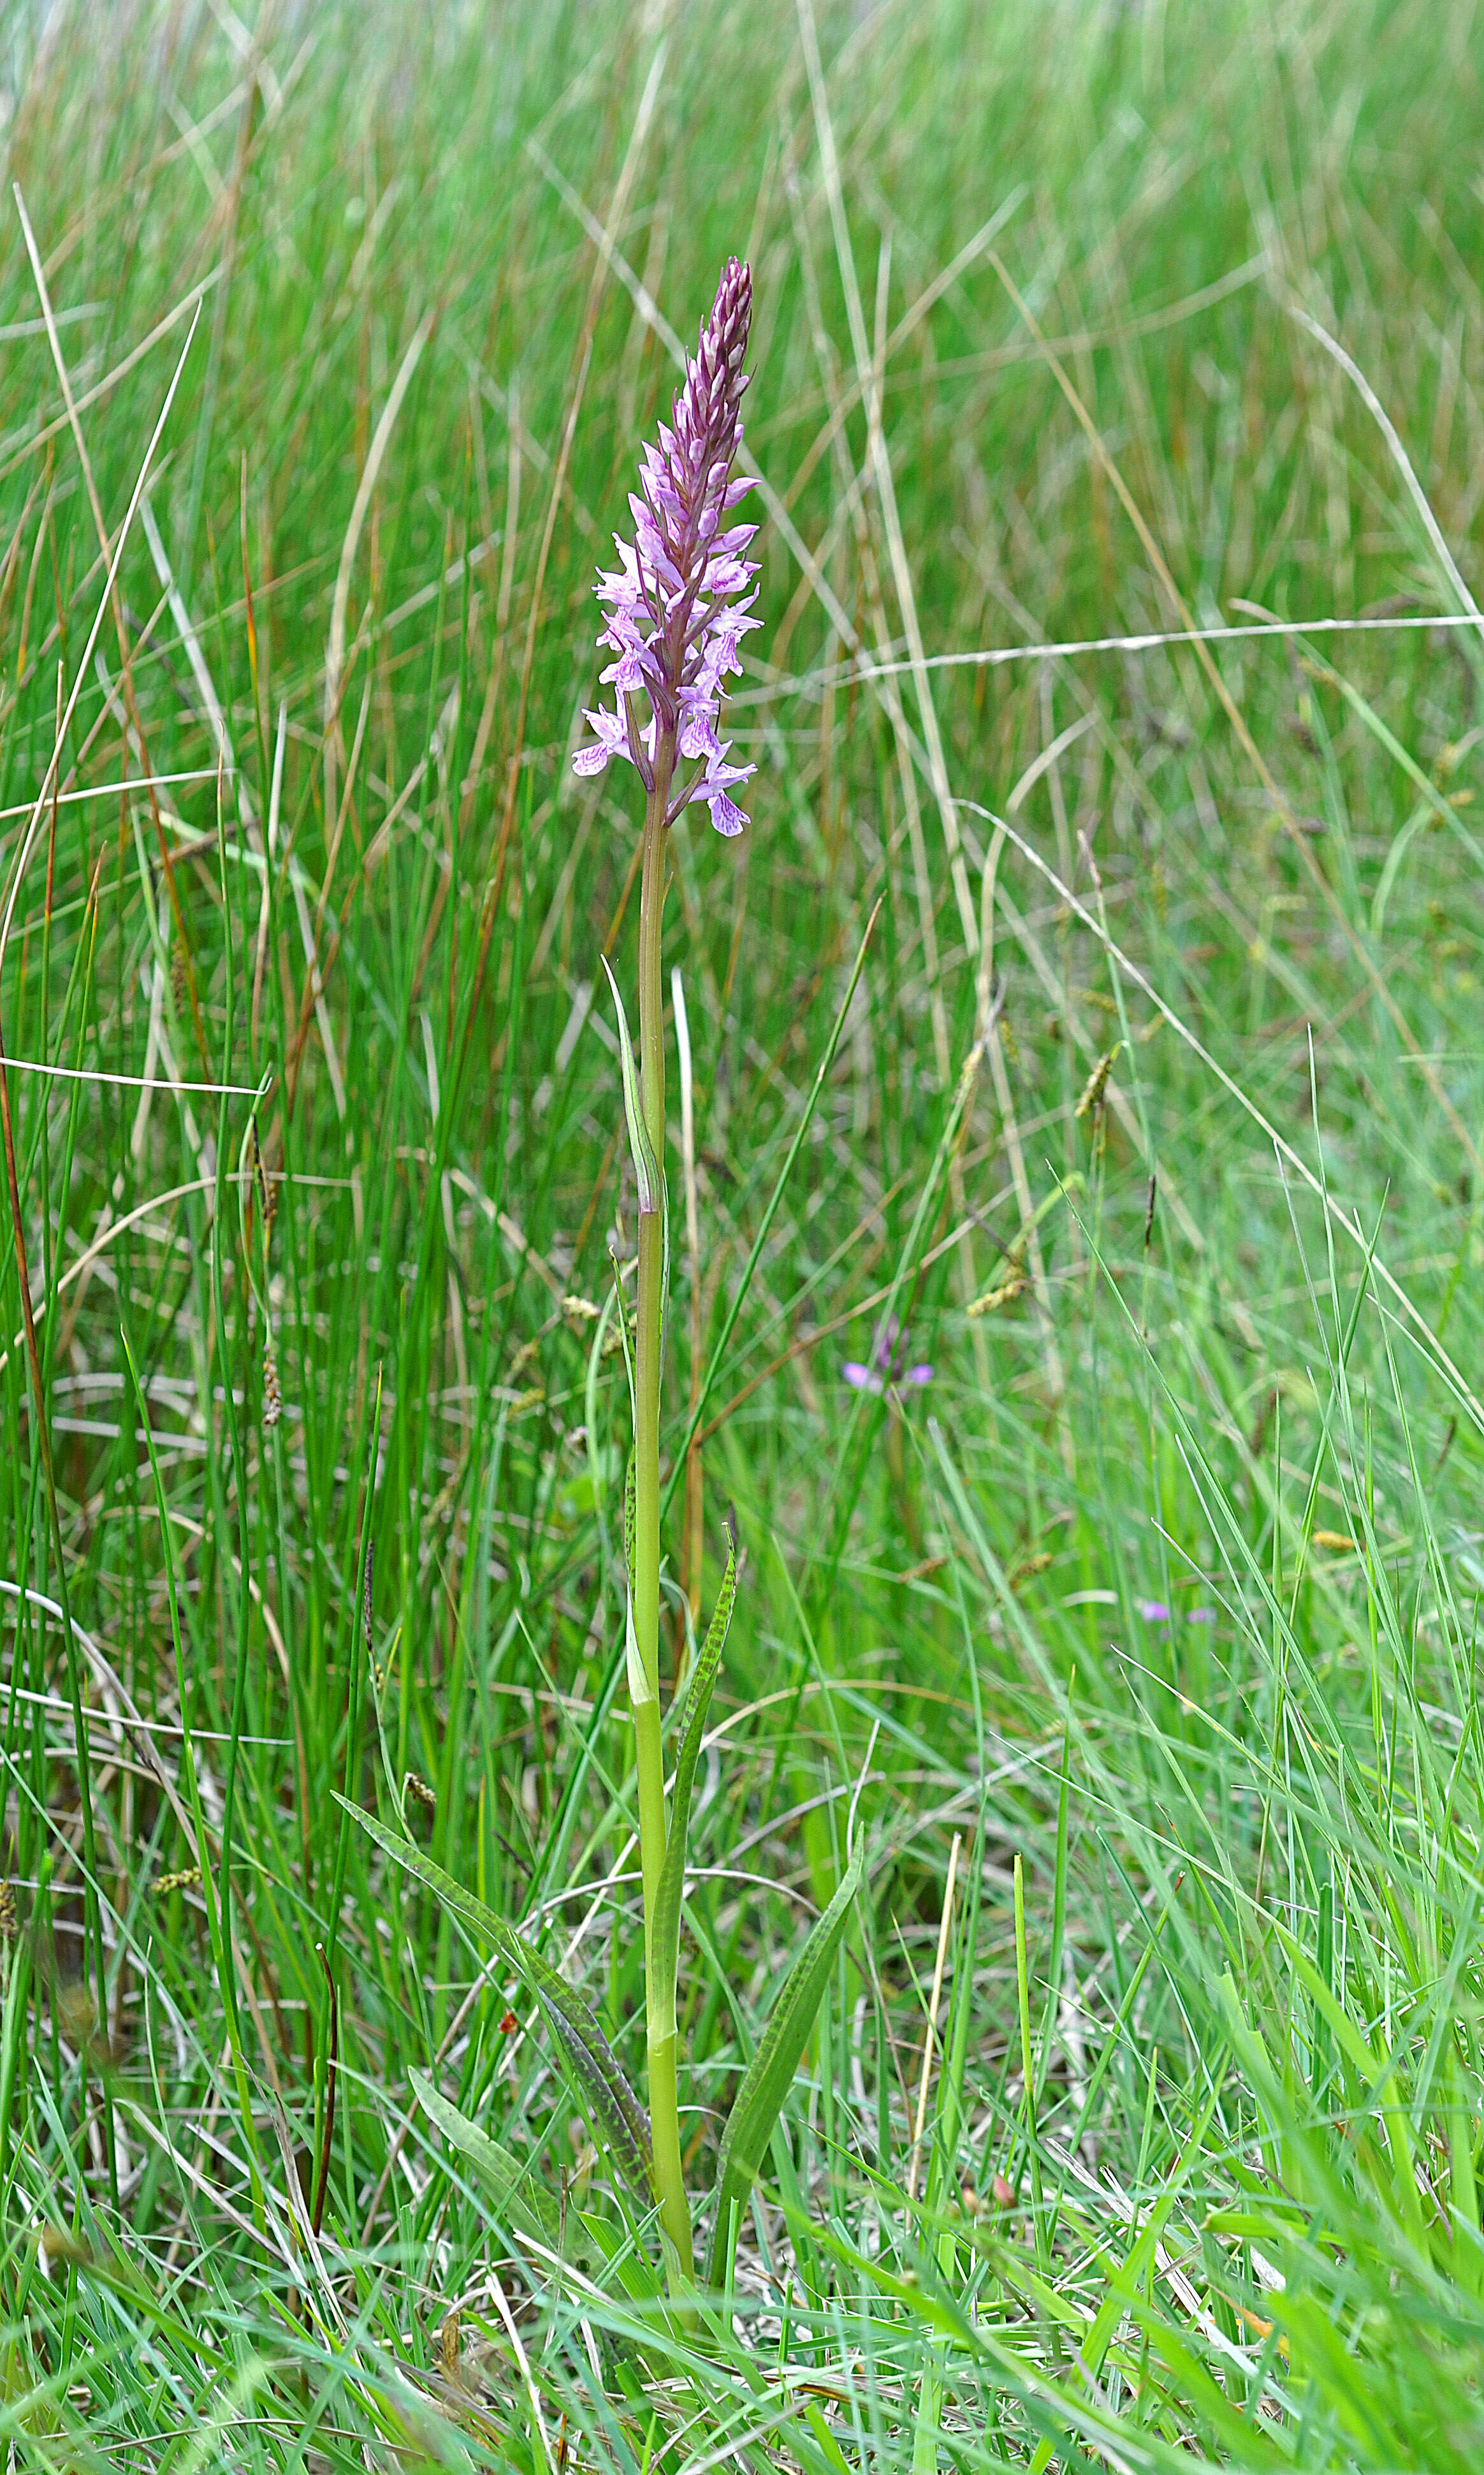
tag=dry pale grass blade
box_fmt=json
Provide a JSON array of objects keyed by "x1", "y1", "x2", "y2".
[
  {"x1": 906, "y1": 1829, "x2": 961, "y2": 2203},
  {"x1": 0, "y1": 767, "x2": 220, "y2": 828},
  {"x1": 139, "y1": 496, "x2": 245, "y2": 808},
  {"x1": 0, "y1": 295, "x2": 202, "y2": 972},
  {"x1": 976, "y1": 801, "x2": 1484, "y2": 1439},
  {"x1": 796, "y1": 0, "x2": 978, "y2": 963},
  {"x1": 14, "y1": 184, "x2": 215, "y2": 1064},
  {"x1": 741, "y1": 607, "x2": 1484, "y2": 706},
  {"x1": 987, "y1": 244, "x2": 1484, "y2": 1185},
  {"x1": 324, "y1": 306, "x2": 435, "y2": 831},
  {"x1": 251, "y1": 701, "x2": 289, "y2": 1042},
  {"x1": 288, "y1": 856, "x2": 348, "y2": 1123},
  {"x1": 1289, "y1": 302, "x2": 1484, "y2": 643},
  {"x1": 0, "y1": 1055, "x2": 261, "y2": 1095},
  {"x1": 975, "y1": 764, "x2": 1080, "y2": 1466},
  {"x1": 0, "y1": 270, "x2": 222, "y2": 493}
]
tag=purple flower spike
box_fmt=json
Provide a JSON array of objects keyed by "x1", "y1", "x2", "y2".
[
  {"x1": 1136, "y1": 1598, "x2": 1171, "y2": 1624},
  {"x1": 572, "y1": 258, "x2": 761, "y2": 835}
]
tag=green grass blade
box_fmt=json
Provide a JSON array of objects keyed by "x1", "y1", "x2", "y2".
[
  {"x1": 650, "y1": 1510, "x2": 739, "y2": 2046},
  {"x1": 704, "y1": 1839, "x2": 864, "y2": 2289}
]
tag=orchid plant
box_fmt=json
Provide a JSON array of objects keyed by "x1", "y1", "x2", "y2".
[
  {"x1": 354, "y1": 259, "x2": 862, "y2": 2309},
  {"x1": 575, "y1": 255, "x2": 762, "y2": 2282},
  {"x1": 568, "y1": 259, "x2": 861, "y2": 2295}
]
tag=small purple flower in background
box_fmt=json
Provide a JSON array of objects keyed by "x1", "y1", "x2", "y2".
[
  {"x1": 1136, "y1": 1595, "x2": 1217, "y2": 1624},
  {"x1": 572, "y1": 257, "x2": 760, "y2": 837},
  {"x1": 844, "y1": 1317, "x2": 934, "y2": 1398}
]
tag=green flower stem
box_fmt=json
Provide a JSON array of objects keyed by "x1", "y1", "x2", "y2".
[{"x1": 633, "y1": 733, "x2": 692, "y2": 2281}]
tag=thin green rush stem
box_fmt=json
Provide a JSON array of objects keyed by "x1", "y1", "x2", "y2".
[{"x1": 632, "y1": 734, "x2": 692, "y2": 2281}]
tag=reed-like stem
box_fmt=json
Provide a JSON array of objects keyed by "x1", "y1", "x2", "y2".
[{"x1": 632, "y1": 733, "x2": 692, "y2": 2280}]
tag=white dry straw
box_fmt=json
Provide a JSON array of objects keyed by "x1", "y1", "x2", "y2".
[
  {"x1": 907, "y1": 1830, "x2": 963, "y2": 2204},
  {"x1": 738, "y1": 609, "x2": 1484, "y2": 708}
]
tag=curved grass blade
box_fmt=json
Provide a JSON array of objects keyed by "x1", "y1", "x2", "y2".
[
  {"x1": 661, "y1": 896, "x2": 881, "y2": 1523},
  {"x1": 340, "y1": 1797, "x2": 654, "y2": 2205},
  {"x1": 650, "y1": 1510, "x2": 739, "y2": 2046},
  {"x1": 704, "y1": 1838, "x2": 864, "y2": 2288}
]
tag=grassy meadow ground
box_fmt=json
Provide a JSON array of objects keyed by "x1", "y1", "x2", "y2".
[{"x1": 0, "y1": 0, "x2": 1482, "y2": 2463}]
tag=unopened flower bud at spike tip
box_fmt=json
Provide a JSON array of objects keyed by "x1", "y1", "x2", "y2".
[{"x1": 572, "y1": 259, "x2": 761, "y2": 836}]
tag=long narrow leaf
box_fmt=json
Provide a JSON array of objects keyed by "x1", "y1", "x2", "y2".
[
  {"x1": 704, "y1": 1841, "x2": 864, "y2": 2287},
  {"x1": 622, "y1": 1452, "x2": 644, "y2": 1710},
  {"x1": 413, "y1": 2073, "x2": 653, "y2": 2301},
  {"x1": 338, "y1": 1793, "x2": 508, "y2": 1953},
  {"x1": 600, "y1": 955, "x2": 659, "y2": 1214},
  {"x1": 499, "y1": 1927, "x2": 655, "y2": 2207},
  {"x1": 601, "y1": 952, "x2": 673, "y2": 1353},
  {"x1": 412, "y1": 2070, "x2": 564, "y2": 2245},
  {"x1": 650, "y1": 1510, "x2": 739, "y2": 2044},
  {"x1": 610, "y1": 1241, "x2": 637, "y2": 1433},
  {"x1": 341, "y1": 1797, "x2": 654, "y2": 2203}
]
